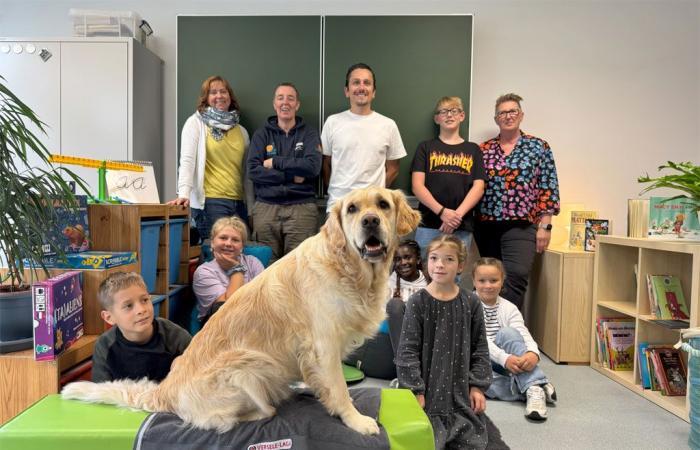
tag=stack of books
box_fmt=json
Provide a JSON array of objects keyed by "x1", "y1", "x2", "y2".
[
  {"x1": 638, "y1": 344, "x2": 687, "y2": 396},
  {"x1": 628, "y1": 197, "x2": 700, "y2": 240},
  {"x1": 595, "y1": 318, "x2": 635, "y2": 370}
]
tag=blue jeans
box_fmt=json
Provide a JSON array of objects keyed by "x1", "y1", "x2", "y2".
[
  {"x1": 414, "y1": 226, "x2": 473, "y2": 259},
  {"x1": 485, "y1": 327, "x2": 549, "y2": 401},
  {"x1": 193, "y1": 198, "x2": 248, "y2": 241}
]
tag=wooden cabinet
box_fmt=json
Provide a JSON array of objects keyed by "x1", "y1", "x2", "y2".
[
  {"x1": 527, "y1": 246, "x2": 594, "y2": 363},
  {"x1": 590, "y1": 236, "x2": 700, "y2": 421}
]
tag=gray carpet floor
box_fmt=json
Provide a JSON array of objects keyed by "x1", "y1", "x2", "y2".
[{"x1": 352, "y1": 354, "x2": 691, "y2": 449}]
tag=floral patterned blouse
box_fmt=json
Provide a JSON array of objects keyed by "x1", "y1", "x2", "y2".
[{"x1": 478, "y1": 131, "x2": 560, "y2": 223}]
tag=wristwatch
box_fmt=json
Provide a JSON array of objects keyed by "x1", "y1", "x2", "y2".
[
  {"x1": 226, "y1": 263, "x2": 247, "y2": 276},
  {"x1": 538, "y1": 223, "x2": 553, "y2": 231}
]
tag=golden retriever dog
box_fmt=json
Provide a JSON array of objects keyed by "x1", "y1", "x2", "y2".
[{"x1": 62, "y1": 186, "x2": 420, "y2": 435}]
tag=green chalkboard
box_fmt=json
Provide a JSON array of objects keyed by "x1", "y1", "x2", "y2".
[
  {"x1": 323, "y1": 15, "x2": 472, "y2": 193},
  {"x1": 177, "y1": 16, "x2": 322, "y2": 147},
  {"x1": 177, "y1": 15, "x2": 472, "y2": 195}
]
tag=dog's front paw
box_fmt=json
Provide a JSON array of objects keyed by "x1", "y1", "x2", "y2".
[{"x1": 344, "y1": 413, "x2": 380, "y2": 435}]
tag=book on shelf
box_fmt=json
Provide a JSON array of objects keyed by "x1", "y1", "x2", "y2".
[
  {"x1": 595, "y1": 318, "x2": 634, "y2": 369},
  {"x1": 569, "y1": 210, "x2": 597, "y2": 251},
  {"x1": 605, "y1": 323, "x2": 635, "y2": 370},
  {"x1": 32, "y1": 271, "x2": 84, "y2": 361},
  {"x1": 648, "y1": 196, "x2": 700, "y2": 241},
  {"x1": 584, "y1": 219, "x2": 611, "y2": 252},
  {"x1": 627, "y1": 198, "x2": 649, "y2": 238},
  {"x1": 649, "y1": 275, "x2": 690, "y2": 320},
  {"x1": 638, "y1": 342, "x2": 652, "y2": 389},
  {"x1": 649, "y1": 319, "x2": 690, "y2": 329},
  {"x1": 646, "y1": 345, "x2": 687, "y2": 396}
]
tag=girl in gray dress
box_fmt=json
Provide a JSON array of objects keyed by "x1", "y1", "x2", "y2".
[{"x1": 396, "y1": 234, "x2": 492, "y2": 450}]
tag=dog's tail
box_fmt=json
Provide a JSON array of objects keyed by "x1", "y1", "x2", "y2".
[{"x1": 61, "y1": 378, "x2": 161, "y2": 412}]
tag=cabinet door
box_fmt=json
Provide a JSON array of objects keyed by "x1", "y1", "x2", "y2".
[
  {"x1": 60, "y1": 42, "x2": 128, "y2": 196},
  {"x1": 0, "y1": 41, "x2": 61, "y2": 171}
]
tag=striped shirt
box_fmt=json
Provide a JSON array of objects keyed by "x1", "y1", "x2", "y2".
[{"x1": 482, "y1": 301, "x2": 501, "y2": 340}]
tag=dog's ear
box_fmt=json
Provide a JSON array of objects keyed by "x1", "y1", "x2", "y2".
[
  {"x1": 322, "y1": 199, "x2": 346, "y2": 250},
  {"x1": 392, "y1": 190, "x2": 421, "y2": 236}
]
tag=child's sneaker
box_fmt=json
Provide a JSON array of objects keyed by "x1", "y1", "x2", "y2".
[
  {"x1": 542, "y1": 383, "x2": 557, "y2": 404},
  {"x1": 389, "y1": 378, "x2": 400, "y2": 389},
  {"x1": 525, "y1": 385, "x2": 547, "y2": 420}
]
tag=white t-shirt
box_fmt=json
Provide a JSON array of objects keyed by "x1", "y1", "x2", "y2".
[
  {"x1": 321, "y1": 110, "x2": 406, "y2": 211},
  {"x1": 387, "y1": 271, "x2": 428, "y2": 303}
]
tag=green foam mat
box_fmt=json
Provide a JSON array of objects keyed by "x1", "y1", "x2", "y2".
[{"x1": 343, "y1": 363, "x2": 365, "y2": 382}]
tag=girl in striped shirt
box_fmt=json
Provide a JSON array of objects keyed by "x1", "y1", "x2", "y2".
[{"x1": 473, "y1": 257, "x2": 557, "y2": 421}]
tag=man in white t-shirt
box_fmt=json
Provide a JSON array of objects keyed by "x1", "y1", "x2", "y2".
[{"x1": 321, "y1": 63, "x2": 407, "y2": 211}]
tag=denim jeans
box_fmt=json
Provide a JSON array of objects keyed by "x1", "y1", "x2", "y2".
[
  {"x1": 193, "y1": 197, "x2": 248, "y2": 241},
  {"x1": 414, "y1": 226, "x2": 473, "y2": 259},
  {"x1": 485, "y1": 327, "x2": 549, "y2": 401}
]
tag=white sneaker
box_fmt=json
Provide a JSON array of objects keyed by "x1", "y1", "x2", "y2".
[
  {"x1": 389, "y1": 378, "x2": 400, "y2": 389},
  {"x1": 525, "y1": 386, "x2": 547, "y2": 420},
  {"x1": 542, "y1": 383, "x2": 557, "y2": 404}
]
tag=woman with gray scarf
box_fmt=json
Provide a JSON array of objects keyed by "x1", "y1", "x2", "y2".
[{"x1": 169, "y1": 76, "x2": 250, "y2": 242}]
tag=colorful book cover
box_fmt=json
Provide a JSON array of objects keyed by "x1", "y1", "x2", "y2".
[
  {"x1": 648, "y1": 197, "x2": 700, "y2": 240},
  {"x1": 605, "y1": 324, "x2": 635, "y2": 371},
  {"x1": 638, "y1": 342, "x2": 652, "y2": 389},
  {"x1": 650, "y1": 275, "x2": 690, "y2": 320},
  {"x1": 584, "y1": 219, "x2": 611, "y2": 252},
  {"x1": 42, "y1": 195, "x2": 91, "y2": 258},
  {"x1": 654, "y1": 347, "x2": 687, "y2": 396},
  {"x1": 569, "y1": 211, "x2": 597, "y2": 250},
  {"x1": 597, "y1": 318, "x2": 634, "y2": 369},
  {"x1": 32, "y1": 271, "x2": 84, "y2": 361}
]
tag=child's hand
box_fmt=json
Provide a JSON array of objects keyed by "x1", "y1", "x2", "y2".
[
  {"x1": 415, "y1": 394, "x2": 425, "y2": 409},
  {"x1": 505, "y1": 355, "x2": 524, "y2": 374},
  {"x1": 519, "y1": 352, "x2": 539, "y2": 372},
  {"x1": 469, "y1": 387, "x2": 486, "y2": 414}
]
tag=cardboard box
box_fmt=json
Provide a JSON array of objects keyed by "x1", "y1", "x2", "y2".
[{"x1": 32, "y1": 271, "x2": 84, "y2": 361}]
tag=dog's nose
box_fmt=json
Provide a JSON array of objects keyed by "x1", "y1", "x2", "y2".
[{"x1": 362, "y1": 214, "x2": 380, "y2": 229}]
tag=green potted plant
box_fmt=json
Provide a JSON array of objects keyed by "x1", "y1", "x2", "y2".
[
  {"x1": 638, "y1": 161, "x2": 700, "y2": 215},
  {"x1": 0, "y1": 76, "x2": 86, "y2": 352}
]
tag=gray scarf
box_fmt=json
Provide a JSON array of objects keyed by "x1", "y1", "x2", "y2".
[{"x1": 199, "y1": 107, "x2": 240, "y2": 141}]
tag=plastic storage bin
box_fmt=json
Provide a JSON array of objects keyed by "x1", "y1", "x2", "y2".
[
  {"x1": 168, "y1": 218, "x2": 187, "y2": 284},
  {"x1": 151, "y1": 294, "x2": 166, "y2": 318},
  {"x1": 0, "y1": 290, "x2": 33, "y2": 353},
  {"x1": 140, "y1": 219, "x2": 165, "y2": 293},
  {"x1": 685, "y1": 337, "x2": 700, "y2": 449},
  {"x1": 69, "y1": 9, "x2": 144, "y2": 42}
]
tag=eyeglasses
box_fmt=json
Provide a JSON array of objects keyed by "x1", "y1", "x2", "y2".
[
  {"x1": 436, "y1": 107, "x2": 463, "y2": 117},
  {"x1": 496, "y1": 109, "x2": 520, "y2": 119}
]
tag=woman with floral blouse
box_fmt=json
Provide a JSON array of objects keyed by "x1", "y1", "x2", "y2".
[{"x1": 473, "y1": 93, "x2": 560, "y2": 310}]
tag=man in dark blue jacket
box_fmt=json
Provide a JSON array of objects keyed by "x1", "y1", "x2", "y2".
[{"x1": 246, "y1": 82, "x2": 322, "y2": 263}]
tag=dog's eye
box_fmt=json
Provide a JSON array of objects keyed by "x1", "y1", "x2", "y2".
[
  {"x1": 378, "y1": 199, "x2": 390, "y2": 210},
  {"x1": 347, "y1": 204, "x2": 357, "y2": 214}
]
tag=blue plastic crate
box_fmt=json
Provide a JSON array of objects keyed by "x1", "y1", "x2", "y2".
[
  {"x1": 151, "y1": 294, "x2": 166, "y2": 317},
  {"x1": 168, "y1": 219, "x2": 187, "y2": 284},
  {"x1": 140, "y1": 219, "x2": 166, "y2": 293}
]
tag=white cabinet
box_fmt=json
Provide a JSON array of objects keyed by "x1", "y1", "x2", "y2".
[{"x1": 0, "y1": 38, "x2": 162, "y2": 197}]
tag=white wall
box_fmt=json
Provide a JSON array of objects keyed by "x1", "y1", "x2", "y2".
[{"x1": 1, "y1": 0, "x2": 698, "y2": 231}]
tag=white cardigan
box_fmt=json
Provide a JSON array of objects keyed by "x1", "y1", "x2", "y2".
[
  {"x1": 484, "y1": 296, "x2": 541, "y2": 367},
  {"x1": 177, "y1": 112, "x2": 250, "y2": 210}
]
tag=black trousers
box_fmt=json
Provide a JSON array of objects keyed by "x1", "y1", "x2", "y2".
[{"x1": 473, "y1": 220, "x2": 537, "y2": 310}]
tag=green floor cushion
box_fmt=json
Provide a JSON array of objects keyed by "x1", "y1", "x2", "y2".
[
  {"x1": 0, "y1": 394, "x2": 148, "y2": 450},
  {"x1": 343, "y1": 363, "x2": 365, "y2": 382},
  {"x1": 0, "y1": 389, "x2": 433, "y2": 450}
]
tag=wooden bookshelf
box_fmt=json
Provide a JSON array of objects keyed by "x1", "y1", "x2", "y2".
[{"x1": 590, "y1": 236, "x2": 700, "y2": 422}]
